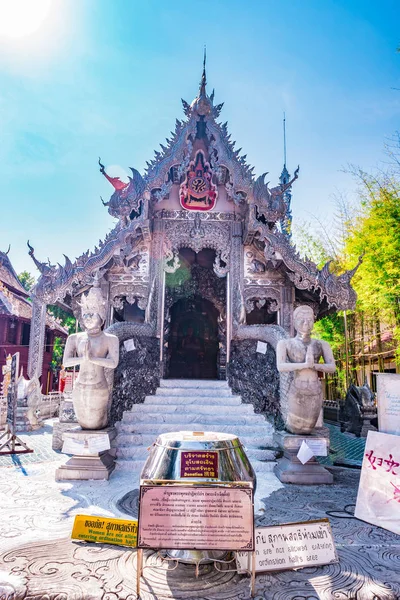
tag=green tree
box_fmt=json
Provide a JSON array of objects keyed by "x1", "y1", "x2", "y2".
[
  {"x1": 292, "y1": 220, "x2": 348, "y2": 395},
  {"x1": 340, "y1": 170, "x2": 400, "y2": 367},
  {"x1": 294, "y1": 160, "x2": 400, "y2": 392},
  {"x1": 18, "y1": 271, "x2": 35, "y2": 292},
  {"x1": 342, "y1": 171, "x2": 400, "y2": 325},
  {"x1": 47, "y1": 305, "x2": 77, "y2": 373}
]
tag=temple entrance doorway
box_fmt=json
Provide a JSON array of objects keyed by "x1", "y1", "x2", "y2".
[{"x1": 166, "y1": 296, "x2": 219, "y2": 379}]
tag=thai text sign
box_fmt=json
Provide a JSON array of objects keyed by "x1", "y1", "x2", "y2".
[
  {"x1": 64, "y1": 372, "x2": 78, "y2": 393},
  {"x1": 138, "y1": 485, "x2": 254, "y2": 550},
  {"x1": 62, "y1": 433, "x2": 110, "y2": 455},
  {"x1": 7, "y1": 353, "x2": 19, "y2": 429},
  {"x1": 302, "y1": 438, "x2": 328, "y2": 456},
  {"x1": 71, "y1": 515, "x2": 138, "y2": 547},
  {"x1": 180, "y1": 451, "x2": 218, "y2": 478},
  {"x1": 236, "y1": 519, "x2": 337, "y2": 572},
  {"x1": 377, "y1": 373, "x2": 400, "y2": 435},
  {"x1": 355, "y1": 430, "x2": 400, "y2": 535}
]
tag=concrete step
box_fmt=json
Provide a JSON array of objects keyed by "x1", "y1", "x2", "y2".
[
  {"x1": 116, "y1": 446, "x2": 276, "y2": 462},
  {"x1": 115, "y1": 458, "x2": 276, "y2": 474},
  {"x1": 124, "y1": 404, "x2": 256, "y2": 416},
  {"x1": 146, "y1": 395, "x2": 242, "y2": 405},
  {"x1": 120, "y1": 412, "x2": 265, "y2": 426},
  {"x1": 155, "y1": 388, "x2": 233, "y2": 398},
  {"x1": 115, "y1": 423, "x2": 270, "y2": 436},
  {"x1": 114, "y1": 378, "x2": 276, "y2": 474},
  {"x1": 115, "y1": 432, "x2": 271, "y2": 448},
  {"x1": 160, "y1": 379, "x2": 229, "y2": 389}
]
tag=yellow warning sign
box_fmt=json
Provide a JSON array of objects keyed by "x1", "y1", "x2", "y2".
[{"x1": 71, "y1": 514, "x2": 138, "y2": 547}]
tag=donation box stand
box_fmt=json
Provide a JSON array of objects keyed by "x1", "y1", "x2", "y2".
[{"x1": 136, "y1": 431, "x2": 256, "y2": 595}]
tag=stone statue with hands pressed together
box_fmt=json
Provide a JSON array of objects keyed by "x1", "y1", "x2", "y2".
[
  {"x1": 276, "y1": 305, "x2": 336, "y2": 435},
  {"x1": 63, "y1": 280, "x2": 119, "y2": 430}
]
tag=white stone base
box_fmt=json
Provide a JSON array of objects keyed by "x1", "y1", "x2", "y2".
[
  {"x1": 274, "y1": 429, "x2": 333, "y2": 485},
  {"x1": 56, "y1": 427, "x2": 117, "y2": 481}
]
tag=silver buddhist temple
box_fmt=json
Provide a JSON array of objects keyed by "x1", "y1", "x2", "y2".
[{"x1": 26, "y1": 59, "x2": 359, "y2": 430}]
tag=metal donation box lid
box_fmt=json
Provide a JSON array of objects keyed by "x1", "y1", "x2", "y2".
[{"x1": 140, "y1": 430, "x2": 256, "y2": 487}]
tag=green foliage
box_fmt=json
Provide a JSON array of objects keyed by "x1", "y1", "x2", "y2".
[
  {"x1": 18, "y1": 271, "x2": 35, "y2": 292},
  {"x1": 51, "y1": 336, "x2": 65, "y2": 372},
  {"x1": 47, "y1": 305, "x2": 77, "y2": 372},
  {"x1": 342, "y1": 177, "x2": 400, "y2": 325},
  {"x1": 293, "y1": 158, "x2": 400, "y2": 380},
  {"x1": 313, "y1": 313, "x2": 345, "y2": 354},
  {"x1": 48, "y1": 305, "x2": 77, "y2": 335}
]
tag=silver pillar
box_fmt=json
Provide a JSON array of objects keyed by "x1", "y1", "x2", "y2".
[{"x1": 28, "y1": 295, "x2": 47, "y2": 380}]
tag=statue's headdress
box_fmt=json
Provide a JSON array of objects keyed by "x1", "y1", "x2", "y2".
[{"x1": 79, "y1": 276, "x2": 107, "y2": 324}]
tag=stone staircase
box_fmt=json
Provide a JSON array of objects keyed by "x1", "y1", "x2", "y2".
[{"x1": 114, "y1": 379, "x2": 277, "y2": 477}]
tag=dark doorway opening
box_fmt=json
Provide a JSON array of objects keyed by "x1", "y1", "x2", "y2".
[{"x1": 167, "y1": 296, "x2": 219, "y2": 379}]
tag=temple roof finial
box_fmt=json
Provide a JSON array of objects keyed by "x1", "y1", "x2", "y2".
[
  {"x1": 190, "y1": 46, "x2": 212, "y2": 116},
  {"x1": 199, "y1": 45, "x2": 207, "y2": 96},
  {"x1": 283, "y1": 111, "x2": 287, "y2": 168}
]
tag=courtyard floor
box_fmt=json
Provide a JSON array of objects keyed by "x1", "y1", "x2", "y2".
[{"x1": 0, "y1": 420, "x2": 399, "y2": 600}]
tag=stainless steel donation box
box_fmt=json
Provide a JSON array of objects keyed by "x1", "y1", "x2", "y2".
[
  {"x1": 139, "y1": 430, "x2": 256, "y2": 564},
  {"x1": 141, "y1": 430, "x2": 256, "y2": 487}
]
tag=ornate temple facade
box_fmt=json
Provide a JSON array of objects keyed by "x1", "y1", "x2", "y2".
[{"x1": 27, "y1": 63, "x2": 359, "y2": 424}]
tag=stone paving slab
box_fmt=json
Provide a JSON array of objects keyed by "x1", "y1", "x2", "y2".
[
  {"x1": 0, "y1": 421, "x2": 399, "y2": 599},
  {"x1": 0, "y1": 421, "x2": 61, "y2": 469}
]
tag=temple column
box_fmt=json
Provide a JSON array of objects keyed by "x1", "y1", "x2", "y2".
[
  {"x1": 281, "y1": 285, "x2": 295, "y2": 336},
  {"x1": 28, "y1": 295, "x2": 47, "y2": 380},
  {"x1": 226, "y1": 272, "x2": 231, "y2": 364},
  {"x1": 151, "y1": 219, "x2": 166, "y2": 338},
  {"x1": 159, "y1": 269, "x2": 166, "y2": 363},
  {"x1": 16, "y1": 321, "x2": 22, "y2": 347},
  {"x1": 230, "y1": 220, "x2": 244, "y2": 330}
]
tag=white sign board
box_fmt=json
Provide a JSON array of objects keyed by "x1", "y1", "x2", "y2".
[
  {"x1": 64, "y1": 372, "x2": 78, "y2": 393},
  {"x1": 355, "y1": 430, "x2": 400, "y2": 535},
  {"x1": 304, "y1": 438, "x2": 328, "y2": 457},
  {"x1": 297, "y1": 441, "x2": 314, "y2": 464},
  {"x1": 377, "y1": 373, "x2": 400, "y2": 435},
  {"x1": 88, "y1": 434, "x2": 111, "y2": 453},
  {"x1": 62, "y1": 437, "x2": 85, "y2": 455},
  {"x1": 256, "y1": 341, "x2": 267, "y2": 354},
  {"x1": 62, "y1": 434, "x2": 110, "y2": 455},
  {"x1": 236, "y1": 519, "x2": 337, "y2": 573},
  {"x1": 124, "y1": 338, "x2": 136, "y2": 353},
  {"x1": 296, "y1": 438, "x2": 328, "y2": 464}
]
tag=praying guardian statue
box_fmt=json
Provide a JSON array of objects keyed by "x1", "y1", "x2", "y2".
[
  {"x1": 276, "y1": 305, "x2": 336, "y2": 434},
  {"x1": 63, "y1": 281, "x2": 119, "y2": 430}
]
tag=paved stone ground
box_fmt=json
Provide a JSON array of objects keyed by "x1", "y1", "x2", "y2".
[
  {"x1": 0, "y1": 420, "x2": 399, "y2": 599},
  {"x1": 0, "y1": 421, "x2": 60, "y2": 469}
]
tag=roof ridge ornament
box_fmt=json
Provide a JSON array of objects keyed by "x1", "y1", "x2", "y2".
[
  {"x1": 99, "y1": 158, "x2": 146, "y2": 222},
  {"x1": 98, "y1": 158, "x2": 129, "y2": 192},
  {"x1": 199, "y1": 45, "x2": 207, "y2": 96},
  {"x1": 189, "y1": 48, "x2": 213, "y2": 117}
]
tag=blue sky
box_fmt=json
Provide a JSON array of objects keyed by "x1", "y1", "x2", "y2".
[{"x1": 0, "y1": 0, "x2": 399, "y2": 276}]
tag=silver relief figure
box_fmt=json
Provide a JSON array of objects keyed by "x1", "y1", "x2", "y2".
[
  {"x1": 276, "y1": 305, "x2": 336, "y2": 434},
  {"x1": 63, "y1": 282, "x2": 119, "y2": 430}
]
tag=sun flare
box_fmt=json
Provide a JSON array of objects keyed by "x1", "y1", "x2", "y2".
[{"x1": 0, "y1": 0, "x2": 52, "y2": 39}]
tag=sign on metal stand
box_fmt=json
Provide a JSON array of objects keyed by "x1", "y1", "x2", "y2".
[
  {"x1": 0, "y1": 353, "x2": 33, "y2": 455},
  {"x1": 136, "y1": 480, "x2": 256, "y2": 597}
]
